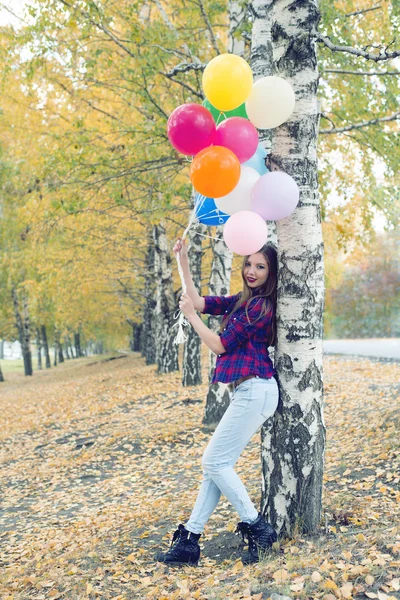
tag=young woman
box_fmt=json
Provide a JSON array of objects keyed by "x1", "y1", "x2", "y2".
[{"x1": 156, "y1": 239, "x2": 279, "y2": 565}]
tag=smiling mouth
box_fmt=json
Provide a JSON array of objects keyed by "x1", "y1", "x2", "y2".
[{"x1": 247, "y1": 277, "x2": 257, "y2": 283}]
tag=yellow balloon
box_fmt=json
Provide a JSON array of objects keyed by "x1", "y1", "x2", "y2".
[{"x1": 202, "y1": 54, "x2": 253, "y2": 112}]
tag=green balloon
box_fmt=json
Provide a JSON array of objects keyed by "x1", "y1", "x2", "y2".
[{"x1": 202, "y1": 99, "x2": 249, "y2": 124}]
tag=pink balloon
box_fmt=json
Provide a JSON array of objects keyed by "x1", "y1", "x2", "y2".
[
  {"x1": 223, "y1": 211, "x2": 268, "y2": 255},
  {"x1": 214, "y1": 117, "x2": 258, "y2": 163},
  {"x1": 251, "y1": 171, "x2": 299, "y2": 220},
  {"x1": 167, "y1": 104, "x2": 216, "y2": 155}
]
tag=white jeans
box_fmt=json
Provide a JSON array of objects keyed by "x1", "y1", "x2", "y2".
[{"x1": 185, "y1": 376, "x2": 279, "y2": 534}]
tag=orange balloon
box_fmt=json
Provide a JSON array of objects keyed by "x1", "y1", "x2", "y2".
[{"x1": 190, "y1": 146, "x2": 240, "y2": 198}]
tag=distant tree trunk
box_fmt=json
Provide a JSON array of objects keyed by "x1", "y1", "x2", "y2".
[
  {"x1": 64, "y1": 340, "x2": 71, "y2": 359},
  {"x1": 36, "y1": 327, "x2": 42, "y2": 370},
  {"x1": 0, "y1": 363, "x2": 4, "y2": 382},
  {"x1": 133, "y1": 324, "x2": 142, "y2": 352},
  {"x1": 203, "y1": 230, "x2": 233, "y2": 425},
  {"x1": 134, "y1": 326, "x2": 141, "y2": 352},
  {"x1": 128, "y1": 319, "x2": 141, "y2": 352},
  {"x1": 182, "y1": 225, "x2": 204, "y2": 387},
  {"x1": 53, "y1": 343, "x2": 58, "y2": 366},
  {"x1": 11, "y1": 287, "x2": 33, "y2": 376},
  {"x1": 152, "y1": 224, "x2": 179, "y2": 374},
  {"x1": 74, "y1": 333, "x2": 82, "y2": 358},
  {"x1": 252, "y1": 0, "x2": 325, "y2": 536},
  {"x1": 41, "y1": 325, "x2": 51, "y2": 368},
  {"x1": 141, "y1": 236, "x2": 157, "y2": 365},
  {"x1": 0, "y1": 340, "x2": 4, "y2": 360},
  {"x1": 57, "y1": 332, "x2": 64, "y2": 363}
]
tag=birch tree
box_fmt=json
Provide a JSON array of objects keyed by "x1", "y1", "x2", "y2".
[
  {"x1": 202, "y1": 0, "x2": 246, "y2": 425},
  {"x1": 152, "y1": 224, "x2": 179, "y2": 374},
  {"x1": 251, "y1": 0, "x2": 399, "y2": 535},
  {"x1": 182, "y1": 224, "x2": 204, "y2": 386}
]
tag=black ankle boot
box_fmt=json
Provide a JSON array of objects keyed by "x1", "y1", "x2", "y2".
[
  {"x1": 236, "y1": 513, "x2": 277, "y2": 563},
  {"x1": 155, "y1": 524, "x2": 201, "y2": 565}
]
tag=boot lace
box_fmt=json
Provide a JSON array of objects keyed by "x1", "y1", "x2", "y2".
[{"x1": 235, "y1": 521, "x2": 250, "y2": 543}]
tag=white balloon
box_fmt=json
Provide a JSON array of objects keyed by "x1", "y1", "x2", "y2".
[
  {"x1": 245, "y1": 76, "x2": 295, "y2": 129},
  {"x1": 215, "y1": 166, "x2": 260, "y2": 215}
]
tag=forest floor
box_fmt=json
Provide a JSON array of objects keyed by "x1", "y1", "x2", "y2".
[{"x1": 0, "y1": 351, "x2": 399, "y2": 600}]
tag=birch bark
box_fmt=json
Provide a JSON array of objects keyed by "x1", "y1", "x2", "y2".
[
  {"x1": 153, "y1": 224, "x2": 179, "y2": 374},
  {"x1": 182, "y1": 225, "x2": 204, "y2": 386},
  {"x1": 11, "y1": 288, "x2": 33, "y2": 377},
  {"x1": 41, "y1": 325, "x2": 51, "y2": 368},
  {"x1": 36, "y1": 327, "x2": 42, "y2": 370},
  {"x1": 141, "y1": 237, "x2": 157, "y2": 365},
  {"x1": 202, "y1": 229, "x2": 233, "y2": 425},
  {"x1": 202, "y1": 1, "x2": 244, "y2": 425},
  {"x1": 251, "y1": 0, "x2": 325, "y2": 535}
]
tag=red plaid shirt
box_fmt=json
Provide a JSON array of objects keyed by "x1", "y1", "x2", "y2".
[{"x1": 203, "y1": 293, "x2": 276, "y2": 384}]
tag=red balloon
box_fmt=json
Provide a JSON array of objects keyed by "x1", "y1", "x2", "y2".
[
  {"x1": 167, "y1": 104, "x2": 216, "y2": 156},
  {"x1": 213, "y1": 117, "x2": 258, "y2": 163}
]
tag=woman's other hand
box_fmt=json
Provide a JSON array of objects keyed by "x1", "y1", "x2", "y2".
[
  {"x1": 173, "y1": 238, "x2": 188, "y2": 262},
  {"x1": 179, "y1": 293, "x2": 196, "y2": 320}
]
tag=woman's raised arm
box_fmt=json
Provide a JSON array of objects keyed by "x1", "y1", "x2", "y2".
[{"x1": 173, "y1": 238, "x2": 205, "y2": 313}]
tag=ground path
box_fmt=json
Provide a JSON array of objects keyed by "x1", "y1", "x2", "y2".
[{"x1": 0, "y1": 352, "x2": 399, "y2": 600}]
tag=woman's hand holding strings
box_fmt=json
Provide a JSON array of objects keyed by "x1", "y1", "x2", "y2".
[
  {"x1": 179, "y1": 293, "x2": 196, "y2": 320},
  {"x1": 173, "y1": 238, "x2": 188, "y2": 264}
]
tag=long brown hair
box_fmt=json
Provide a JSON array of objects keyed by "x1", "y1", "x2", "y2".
[{"x1": 221, "y1": 243, "x2": 277, "y2": 347}]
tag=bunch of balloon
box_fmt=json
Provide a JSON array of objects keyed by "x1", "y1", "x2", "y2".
[{"x1": 167, "y1": 53, "x2": 301, "y2": 256}]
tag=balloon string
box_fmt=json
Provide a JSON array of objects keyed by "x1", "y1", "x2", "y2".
[
  {"x1": 216, "y1": 112, "x2": 226, "y2": 126},
  {"x1": 194, "y1": 231, "x2": 221, "y2": 241}
]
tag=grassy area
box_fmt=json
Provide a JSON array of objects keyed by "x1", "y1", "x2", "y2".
[
  {"x1": 0, "y1": 352, "x2": 124, "y2": 379},
  {"x1": 0, "y1": 358, "x2": 25, "y2": 375}
]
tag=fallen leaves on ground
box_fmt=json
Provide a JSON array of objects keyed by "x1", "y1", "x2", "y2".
[{"x1": 0, "y1": 352, "x2": 399, "y2": 599}]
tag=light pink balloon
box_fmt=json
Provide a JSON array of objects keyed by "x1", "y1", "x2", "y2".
[
  {"x1": 214, "y1": 117, "x2": 258, "y2": 163},
  {"x1": 223, "y1": 211, "x2": 268, "y2": 256},
  {"x1": 251, "y1": 171, "x2": 299, "y2": 220}
]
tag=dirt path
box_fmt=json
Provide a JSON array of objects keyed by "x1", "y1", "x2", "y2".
[{"x1": 0, "y1": 353, "x2": 399, "y2": 600}]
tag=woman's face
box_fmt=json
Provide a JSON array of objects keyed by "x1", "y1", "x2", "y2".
[{"x1": 243, "y1": 252, "x2": 269, "y2": 289}]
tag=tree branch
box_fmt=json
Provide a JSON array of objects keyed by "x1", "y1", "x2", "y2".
[
  {"x1": 153, "y1": 0, "x2": 201, "y2": 63},
  {"x1": 60, "y1": 0, "x2": 136, "y2": 59},
  {"x1": 324, "y1": 68, "x2": 400, "y2": 76},
  {"x1": 196, "y1": 0, "x2": 220, "y2": 55},
  {"x1": 319, "y1": 110, "x2": 400, "y2": 134},
  {"x1": 316, "y1": 33, "x2": 400, "y2": 62},
  {"x1": 161, "y1": 74, "x2": 203, "y2": 98},
  {"x1": 165, "y1": 62, "x2": 207, "y2": 77},
  {"x1": 345, "y1": 4, "x2": 381, "y2": 17}
]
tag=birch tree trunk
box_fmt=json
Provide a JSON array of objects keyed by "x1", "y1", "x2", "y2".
[
  {"x1": 202, "y1": 1, "x2": 244, "y2": 425},
  {"x1": 36, "y1": 327, "x2": 42, "y2": 370},
  {"x1": 250, "y1": 6, "x2": 277, "y2": 245},
  {"x1": 153, "y1": 224, "x2": 179, "y2": 374},
  {"x1": 251, "y1": 0, "x2": 325, "y2": 535},
  {"x1": 182, "y1": 225, "x2": 204, "y2": 387},
  {"x1": 74, "y1": 333, "x2": 82, "y2": 358},
  {"x1": 41, "y1": 325, "x2": 51, "y2": 368},
  {"x1": 141, "y1": 236, "x2": 157, "y2": 365},
  {"x1": 202, "y1": 230, "x2": 233, "y2": 425},
  {"x1": 11, "y1": 288, "x2": 33, "y2": 376},
  {"x1": 57, "y1": 332, "x2": 64, "y2": 363}
]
